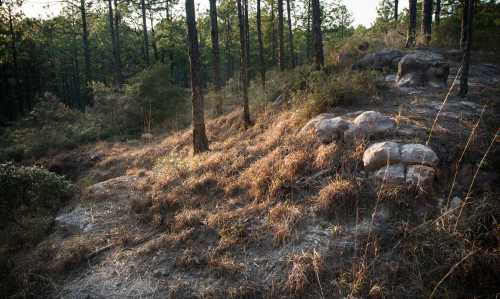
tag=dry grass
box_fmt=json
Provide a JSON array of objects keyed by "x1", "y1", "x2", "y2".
[
  {"x1": 268, "y1": 202, "x2": 304, "y2": 245},
  {"x1": 207, "y1": 253, "x2": 245, "y2": 278},
  {"x1": 285, "y1": 250, "x2": 324, "y2": 296},
  {"x1": 174, "y1": 209, "x2": 206, "y2": 230},
  {"x1": 314, "y1": 143, "x2": 341, "y2": 170},
  {"x1": 316, "y1": 178, "x2": 359, "y2": 218}
]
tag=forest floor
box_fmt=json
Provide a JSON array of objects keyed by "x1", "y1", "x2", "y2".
[{"x1": 15, "y1": 53, "x2": 500, "y2": 298}]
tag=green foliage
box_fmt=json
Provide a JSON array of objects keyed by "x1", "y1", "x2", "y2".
[
  {"x1": 0, "y1": 162, "x2": 74, "y2": 247},
  {"x1": 0, "y1": 94, "x2": 99, "y2": 161}
]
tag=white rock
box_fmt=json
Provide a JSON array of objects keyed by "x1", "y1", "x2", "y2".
[
  {"x1": 406, "y1": 165, "x2": 435, "y2": 188},
  {"x1": 450, "y1": 196, "x2": 462, "y2": 210},
  {"x1": 400, "y1": 144, "x2": 439, "y2": 167},
  {"x1": 300, "y1": 113, "x2": 336, "y2": 133},
  {"x1": 374, "y1": 163, "x2": 406, "y2": 184},
  {"x1": 353, "y1": 111, "x2": 396, "y2": 135},
  {"x1": 363, "y1": 141, "x2": 401, "y2": 170},
  {"x1": 315, "y1": 117, "x2": 350, "y2": 143}
]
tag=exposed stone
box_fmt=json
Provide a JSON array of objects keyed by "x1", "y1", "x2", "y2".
[
  {"x1": 374, "y1": 163, "x2": 406, "y2": 184},
  {"x1": 401, "y1": 144, "x2": 439, "y2": 167},
  {"x1": 315, "y1": 117, "x2": 350, "y2": 143},
  {"x1": 352, "y1": 111, "x2": 396, "y2": 136},
  {"x1": 353, "y1": 48, "x2": 404, "y2": 71},
  {"x1": 300, "y1": 113, "x2": 336, "y2": 133},
  {"x1": 406, "y1": 165, "x2": 435, "y2": 188},
  {"x1": 363, "y1": 141, "x2": 401, "y2": 170},
  {"x1": 396, "y1": 51, "x2": 450, "y2": 88}
]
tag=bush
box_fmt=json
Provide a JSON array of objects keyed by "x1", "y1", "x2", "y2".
[
  {"x1": 0, "y1": 162, "x2": 74, "y2": 250},
  {"x1": 90, "y1": 65, "x2": 190, "y2": 136},
  {"x1": 0, "y1": 94, "x2": 100, "y2": 161}
]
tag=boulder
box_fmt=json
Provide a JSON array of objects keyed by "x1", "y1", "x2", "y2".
[
  {"x1": 396, "y1": 51, "x2": 450, "y2": 88},
  {"x1": 363, "y1": 141, "x2": 401, "y2": 170},
  {"x1": 300, "y1": 113, "x2": 336, "y2": 133},
  {"x1": 400, "y1": 144, "x2": 439, "y2": 167},
  {"x1": 406, "y1": 165, "x2": 435, "y2": 188},
  {"x1": 374, "y1": 163, "x2": 406, "y2": 184},
  {"x1": 315, "y1": 117, "x2": 350, "y2": 143},
  {"x1": 352, "y1": 49, "x2": 404, "y2": 71},
  {"x1": 352, "y1": 111, "x2": 396, "y2": 136}
]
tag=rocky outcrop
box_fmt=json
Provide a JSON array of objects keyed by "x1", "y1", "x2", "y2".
[
  {"x1": 351, "y1": 111, "x2": 396, "y2": 136},
  {"x1": 363, "y1": 141, "x2": 439, "y2": 189},
  {"x1": 363, "y1": 141, "x2": 401, "y2": 170},
  {"x1": 396, "y1": 51, "x2": 450, "y2": 88},
  {"x1": 353, "y1": 49, "x2": 404, "y2": 71},
  {"x1": 315, "y1": 117, "x2": 350, "y2": 143}
]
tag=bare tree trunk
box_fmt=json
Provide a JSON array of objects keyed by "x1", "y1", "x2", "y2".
[
  {"x1": 209, "y1": 0, "x2": 222, "y2": 114},
  {"x1": 224, "y1": 15, "x2": 234, "y2": 80},
  {"x1": 244, "y1": 0, "x2": 250, "y2": 68},
  {"x1": 459, "y1": 0, "x2": 474, "y2": 97},
  {"x1": 107, "y1": 0, "x2": 118, "y2": 85},
  {"x1": 435, "y1": 0, "x2": 441, "y2": 26},
  {"x1": 80, "y1": 0, "x2": 92, "y2": 107},
  {"x1": 460, "y1": 0, "x2": 469, "y2": 49},
  {"x1": 185, "y1": 0, "x2": 209, "y2": 154},
  {"x1": 236, "y1": 0, "x2": 251, "y2": 128},
  {"x1": 150, "y1": 11, "x2": 158, "y2": 62},
  {"x1": 113, "y1": 0, "x2": 123, "y2": 85},
  {"x1": 421, "y1": 0, "x2": 433, "y2": 46},
  {"x1": 270, "y1": 0, "x2": 277, "y2": 66},
  {"x1": 306, "y1": 0, "x2": 311, "y2": 62},
  {"x1": 277, "y1": 0, "x2": 285, "y2": 70},
  {"x1": 141, "y1": 0, "x2": 150, "y2": 65},
  {"x1": 286, "y1": 0, "x2": 295, "y2": 68},
  {"x1": 257, "y1": 0, "x2": 266, "y2": 88},
  {"x1": 405, "y1": 0, "x2": 417, "y2": 48},
  {"x1": 394, "y1": 0, "x2": 399, "y2": 21},
  {"x1": 311, "y1": 0, "x2": 323, "y2": 70}
]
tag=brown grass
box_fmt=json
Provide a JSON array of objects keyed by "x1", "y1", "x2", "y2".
[
  {"x1": 316, "y1": 178, "x2": 359, "y2": 218},
  {"x1": 286, "y1": 250, "x2": 324, "y2": 296},
  {"x1": 174, "y1": 209, "x2": 206, "y2": 230},
  {"x1": 268, "y1": 202, "x2": 304, "y2": 245}
]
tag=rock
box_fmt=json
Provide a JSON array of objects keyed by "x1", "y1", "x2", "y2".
[
  {"x1": 363, "y1": 141, "x2": 401, "y2": 170},
  {"x1": 315, "y1": 117, "x2": 350, "y2": 143},
  {"x1": 396, "y1": 51, "x2": 450, "y2": 88},
  {"x1": 352, "y1": 111, "x2": 396, "y2": 136},
  {"x1": 353, "y1": 48, "x2": 404, "y2": 71},
  {"x1": 301, "y1": 113, "x2": 336, "y2": 133},
  {"x1": 141, "y1": 133, "x2": 153, "y2": 140},
  {"x1": 400, "y1": 144, "x2": 439, "y2": 167},
  {"x1": 450, "y1": 196, "x2": 462, "y2": 210},
  {"x1": 272, "y1": 93, "x2": 287, "y2": 106},
  {"x1": 406, "y1": 165, "x2": 435, "y2": 188},
  {"x1": 374, "y1": 163, "x2": 406, "y2": 184}
]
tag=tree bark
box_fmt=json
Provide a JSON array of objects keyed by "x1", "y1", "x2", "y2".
[
  {"x1": 141, "y1": 0, "x2": 150, "y2": 65},
  {"x1": 277, "y1": 0, "x2": 286, "y2": 70},
  {"x1": 209, "y1": 0, "x2": 222, "y2": 114},
  {"x1": 306, "y1": 0, "x2": 311, "y2": 61},
  {"x1": 185, "y1": 0, "x2": 209, "y2": 154},
  {"x1": 460, "y1": 0, "x2": 469, "y2": 49},
  {"x1": 257, "y1": 0, "x2": 266, "y2": 88},
  {"x1": 459, "y1": 0, "x2": 473, "y2": 97},
  {"x1": 405, "y1": 0, "x2": 417, "y2": 48},
  {"x1": 224, "y1": 15, "x2": 234, "y2": 80},
  {"x1": 113, "y1": 0, "x2": 123, "y2": 85},
  {"x1": 311, "y1": 0, "x2": 323, "y2": 70},
  {"x1": 286, "y1": 0, "x2": 295, "y2": 68},
  {"x1": 244, "y1": 0, "x2": 250, "y2": 68},
  {"x1": 421, "y1": 0, "x2": 433, "y2": 46},
  {"x1": 394, "y1": 0, "x2": 399, "y2": 21},
  {"x1": 80, "y1": 0, "x2": 92, "y2": 106},
  {"x1": 150, "y1": 11, "x2": 158, "y2": 62},
  {"x1": 236, "y1": 0, "x2": 251, "y2": 127},
  {"x1": 435, "y1": 0, "x2": 441, "y2": 26},
  {"x1": 270, "y1": 0, "x2": 277, "y2": 66}
]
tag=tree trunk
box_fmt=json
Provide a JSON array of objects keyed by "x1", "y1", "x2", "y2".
[
  {"x1": 270, "y1": 0, "x2": 277, "y2": 66},
  {"x1": 150, "y1": 11, "x2": 158, "y2": 62},
  {"x1": 236, "y1": 0, "x2": 251, "y2": 127},
  {"x1": 405, "y1": 0, "x2": 417, "y2": 48},
  {"x1": 394, "y1": 0, "x2": 399, "y2": 21},
  {"x1": 113, "y1": 0, "x2": 123, "y2": 85},
  {"x1": 257, "y1": 0, "x2": 266, "y2": 88},
  {"x1": 306, "y1": 0, "x2": 311, "y2": 61},
  {"x1": 286, "y1": 0, "x2": 295, "y2": 68},
  {"x1": 311, "y1": 0, "x2": 323, "y2": 70},
  {"x1": 141, "y1": 0, "x2": 150, "y2": 65},
  {"x1": 185, "y1": 0, "x2": 209, "y2": 154},
  {"x1": 224, "y1": 15, "x2": 234, "y2": 81},
  {"x1": 421, "y1": 0, "x2": 433, "y2": 46},
  {"x1": 7, "y1": 4, "x2": 21, "y2": 115},
  {"x1": 244, "y1": 0, "x2": 250, "y2": 68},
  {"x1": 459, "y1": 0, "x2": 474, "y2": 97},
  {"x1": 277, "y1": 0, "x2": 286, "y2": 70},
  {"x1": 80, "y1": 0, "x2": 92, "y2": 106},
  {"x1": 209, "y1": 0, "x2": 222, "y2": 114},
  {"x1": 435, "y1": 0, "x2": 441, "y2": 26},
  {"x1": 460, "y1": 0, "x2": 469, "y2": 49}
]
